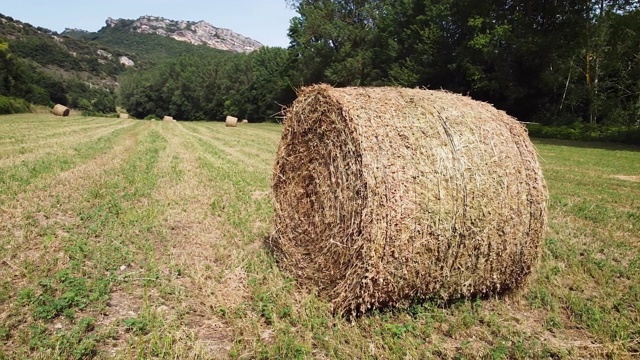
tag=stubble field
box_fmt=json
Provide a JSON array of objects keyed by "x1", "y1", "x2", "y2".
[{"x1": 0, "y1": 114, "x2": 638, "y2": 359}]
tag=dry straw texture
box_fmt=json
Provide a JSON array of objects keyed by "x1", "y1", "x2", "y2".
[
  {"x1": 52, "y1": 104, "x2": 70, "y2": 117},
  {"x1": 163, "y1": 116, "x2": 174, "y2": 122},
  {"x1": 119, "y1": 113, "x2": 130, "y2": 119},
  {"x1": 226, "y1": 115, "x2": 238, "y2": 127},
  {"x1": 272, "y1": 84, "x2": 548, "y2": 316}
]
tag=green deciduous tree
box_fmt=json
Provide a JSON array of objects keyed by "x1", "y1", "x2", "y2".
[{"x1": 285, "y1": 0, "x2": 640, "y2": 126}]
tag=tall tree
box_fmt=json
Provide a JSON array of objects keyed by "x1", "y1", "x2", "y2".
[
  {"x1": 247, "y1": 46, "x2": 294, "y2": 121},
  {"x1": 288, "y1": 0, "x2": 388, "y2": 86}
]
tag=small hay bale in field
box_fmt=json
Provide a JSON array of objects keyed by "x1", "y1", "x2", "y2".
[
  {"x1": 163, "y1": 116, "x2": 174, "y2": 122},
  {"x1": 52, "y1": 104, "x2": 70, "y2": 117},
  {"x1": 226, "y1": 115, "x2": 238, "y2": 127},
  {"x1": 241, "y1": 119, "x2": 249, "y2": 124},
  {"x1": 119, "y1": 113, "x2": 130, "y2": 119},
  {"x1": 272, "y1": 84, "x2": 548, "y2": 316}
]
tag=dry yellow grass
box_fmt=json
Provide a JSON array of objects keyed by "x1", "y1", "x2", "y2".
[
  {"x1": 176, "y1": 121, "x2": 279, "y2": 172},
  {"x1": 145, "y1": 122, "x2": 241, "y2": 356},
  {"x1": 0, "y1": 119, "x2": 135, "y2": 167},
  {"x1": 611, "y1": 175, "x2": 640, "y2": 182},
  {"x1": 0, "y1": 121, "x2": 144, "y2": 353},
  {"x1": 0, "y1": 114, "x2": 638, "y2": 359}
]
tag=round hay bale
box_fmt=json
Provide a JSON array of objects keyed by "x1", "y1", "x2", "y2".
[
  {"x1": 163, "y1": 116, "x2": 174, "y2": 122},
  {"x1": 272, "y1": 85, "x2": 548, "y2": 316},
  {"x1": 52, "y1": 104, "x2": 70, "y2": 117},
  {"x1": 226, "y1": 115, "x2": 238, "y2": 127},
  {"x1": 119, "y1": 113, "x2": 130, "y2": 119},
  {"x1": 241, "y1": 119, "x2": 249, "y2": 124}
]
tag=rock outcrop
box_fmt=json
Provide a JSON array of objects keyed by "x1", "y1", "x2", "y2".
[{"x1": 105, "y1": 16, "x2": 263, "y2": 53}]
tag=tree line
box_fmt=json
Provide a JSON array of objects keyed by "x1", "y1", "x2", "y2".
[
  {"x1": 123, "y1": 0, "x2": 640, "y2": 126},
  {"x1": 287, "y1": 0, "x2": 640, "y2": 126},
  {"x1": 3, "y1": 2, "x2": 639, "y2": 126},
  {"x1": 118, "y1": 47, "x2": 293, "y2": 121}
]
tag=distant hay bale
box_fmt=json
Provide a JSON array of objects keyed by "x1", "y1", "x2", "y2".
[
  {"x1": 241, "y1": 119, "x2": 249, "y2": 124},
  {"x1": 119, "y1": 113, "x2": 129, "y2": 119},
  {"x1": 163, "y1": 116, "x2": 174, "y2": 122},
  {"x1": 226, "y1": 115, "x2": 238, "y2": 127},
  {"x1": 52, "y1": 104, "x2": 70, "y2": 117},
  {"x1": 272, "y1": 85, "x2": 548, "y2": 316}
]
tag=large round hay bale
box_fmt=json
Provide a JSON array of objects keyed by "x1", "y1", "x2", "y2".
[
  {"x1": 272, "y1": 85, "x2": 547, "y2": 316},
  {"x1": 52, "y1": 104, "x2": 70, "y2": 117},
  {"x1": 163, "y1": 116, "x2": 174, "y2": 122},
  {"x1": 226, "y1": 115, "x2": 238, "y2": 127}
]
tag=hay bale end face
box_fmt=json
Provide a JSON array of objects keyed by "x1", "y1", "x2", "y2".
[
  {"x1": 226, "y1": 115, "x2": 238, "y2": 127},
  {"x1": 52, "y1": 104, "x2": 70, "y2": 117},
  {"x1": 272, "y1": 85, "x2": 548, "y2": 316},
  {"x1": 163, "y1": 116, "x2": 174, "y2": 122}
]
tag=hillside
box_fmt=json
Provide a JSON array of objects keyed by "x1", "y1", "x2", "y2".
[
  {"x1": 62, "y1": 15, "x2": 262, "y2": 68},
  {"x1": 63, "y1": 23, "x2": 229, "y2": 69},
  {"x1": 0, "y1": 14, "x2": 126, "y2": 113},
  {"x1": 104, "y1": 15, "x2": 263, "y2": 53},
  {"x1": 0, "y1": 13, "x2": 267, "y2": 116},
  {"x1": 0, "y1": 13, "x2": 129, "y2": 83},
  {"x1": 1, "y1": 13, "x2": 264, "y2": 77}
]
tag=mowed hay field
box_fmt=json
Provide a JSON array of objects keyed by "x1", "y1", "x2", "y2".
[{"x1": 0, "y1": 113, "x2": 638, "y2": 359}]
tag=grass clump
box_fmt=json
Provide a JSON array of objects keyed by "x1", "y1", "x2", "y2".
[{"x1": 0, "y1": 95, "x2": 31, "y2": 115}]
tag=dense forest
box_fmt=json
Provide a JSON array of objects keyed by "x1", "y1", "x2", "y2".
[
  {"x1": 2, "y1": 0, "x2": 640, "y2": 127},
  {"x1": 118, "y1": 47, "x2": 293, "y2": 121},
  {"x1": 292, "y1": 0, "x2": 638, "y2": 126},
  {"x1": 120, "y1": 0, "x2": 640, "y2": 126}
]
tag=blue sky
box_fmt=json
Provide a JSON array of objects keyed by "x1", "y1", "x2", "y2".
[{"x1": 1, "y1": 0, "x2": 298, "y2": 47}]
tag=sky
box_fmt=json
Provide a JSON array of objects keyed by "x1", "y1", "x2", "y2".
[{"x1": 1, "y1": 0, "x2": 298, "y2": 47}]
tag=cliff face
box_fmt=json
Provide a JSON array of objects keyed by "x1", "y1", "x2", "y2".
[{"x1": 106, "y1": 16, "x2": 263, "y2": 53}]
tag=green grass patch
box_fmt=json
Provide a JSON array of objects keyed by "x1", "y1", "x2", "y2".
[
  {"x1": 0, "y1": 122, "x2": 140, "y2": 205},
  {"x1": 1, "y1": 116, "x2": 639, "y2": 358}
]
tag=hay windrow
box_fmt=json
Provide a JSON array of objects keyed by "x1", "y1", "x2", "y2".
[
  {"x1": 272, "y1": 85, "x2": 548, "y2": 316},
  {"x1": 52, "y1": 104, "x2": 70, "y2": 117}
]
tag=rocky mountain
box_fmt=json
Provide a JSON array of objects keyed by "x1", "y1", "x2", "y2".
[
  {"x1": 0, "y1": 12, "x2": 263, "y2": 115},
  {"x1": 104, "y1": 16, "x2": 263, "y2": 53}
]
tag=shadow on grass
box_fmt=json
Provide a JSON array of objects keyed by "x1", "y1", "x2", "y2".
[
  {"x1": 531, "y1": 137, "x2": 640, "y2": 152},
  {"x1": 261, "y1": 233, "x2": 527, "y2": 319}
]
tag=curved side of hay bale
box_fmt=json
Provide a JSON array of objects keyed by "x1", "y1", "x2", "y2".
[
  {"x1": 119, "y1": 113, "x2": 130, "y2": 119},
  {"x1": 52, "y1": 104, "x2": 70, "y2": 117},
  {"x1": 272, "y1": 85, "x2": 548, "y2": 315},
  {"x1": 241, "y1": 119, "x2": 249, "y2": 124},
  {"x1": 226, "y1": 115, "x2": 238, "y2": 127},
  {"x1": 163, "y1": 116, "x2": 174, "y2": 122}
]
